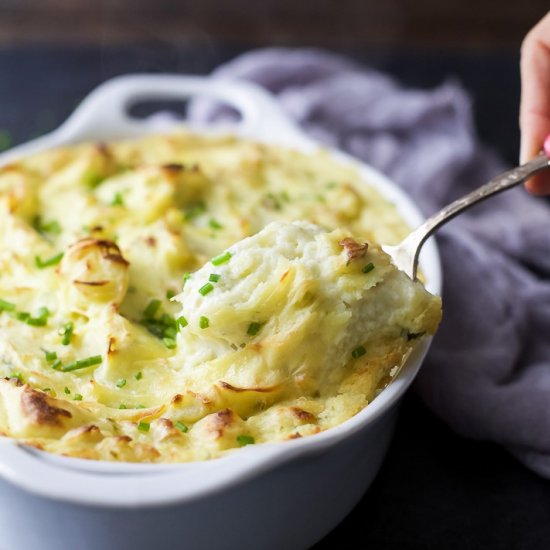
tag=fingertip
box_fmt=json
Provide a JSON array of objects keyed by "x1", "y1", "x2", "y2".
[{"x1": 525, "y1": 172, "x2": 550, "y2": 195}]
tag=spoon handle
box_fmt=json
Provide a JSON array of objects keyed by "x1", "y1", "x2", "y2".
[{"x1": 392, "y1": 144, "x2": 550, "y2": 280}]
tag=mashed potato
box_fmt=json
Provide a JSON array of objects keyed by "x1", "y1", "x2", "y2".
[{"x1": 0, "y1": 132, "x2": 441, "y2": 462}]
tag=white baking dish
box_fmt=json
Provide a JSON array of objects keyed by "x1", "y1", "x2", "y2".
[{"x1": 0, "y1": 75, "x2": 441, "y2": 550}]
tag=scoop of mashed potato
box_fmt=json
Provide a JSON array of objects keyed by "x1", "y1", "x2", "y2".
[{"x1": 173, "y1": 220, "x2": 441, "y2": 421}]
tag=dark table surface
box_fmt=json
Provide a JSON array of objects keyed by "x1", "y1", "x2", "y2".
[{"x1": 1, "y1": 44, "x2": 549, "y2": 550}]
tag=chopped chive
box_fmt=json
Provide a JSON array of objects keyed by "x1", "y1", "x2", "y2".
[
  {"x1": 143, "y1": 299, "x2": 162, "y2": 319},
  {"x1": 43, "y1": 350, "x2": 57, "y2": 362},
  {"x1": 35, "y1": 252, "x2": 64, "y2": 269},
  {"x1": 61, "y1": 355, "x2": 102, "y2": 372},
  {"x1": 0, "y1": 299, "x2": 16, "y2": 312},
  {"x1": 111, "y1": 192, "x2": 124, "y2": 206},
  {"x1": 351, "y1": 345, "x2": 366, "y2": 359},
  {"x1": 137, "y1": 421, "x2": 150, "y2": 433},
  {"x1": 236, "y1": 435, "x2": 255, "y2": 446},
  {"x1": 135, "y1": 371, "x2": 143, "y2": 381},
  {"x1": 42, "y1": 388, "x2": 51, "y2": 393},
  {"x1": 37, "y1": 306, "x2": 49, "y2": 317},
  {"x1": 209, "y1": 273, "x2": 221, "y2": 283},
  {"x1": 25, "y1": 307, "x2": 50, "y2": 327},
  {"x1": 166, "y1": 289, "x2": 176, "y2": 300},
  {"x1": 160, "y1": 313, "x2": 175, "y2": 327},
  {"x1": 26, "y1": 316, "x2": 47, "y2": 326},
  {"x1": 163, "y1": 337, "x2": 177, "y2": 349},
  {"x1": 51, "y1": 359, "x2": 62, "y2": 370},
  {"x1": 64, "y1": 387, "x2": 71, "y2": 395},
  {"x1": 164, "y1": 326, "x2": 177, "y2": 339},
  {"x1": 362, "y1": 262, "x2": 375, "y2": 274},
  {"x1": 73, "y1": 394, "x2": 83, "y2": 401},
  {"x1": 175, "y1": 421, "x2": 188, "y2": 433},
  {"x1": 211, "y1": 251, "x2": 232, "y2": 266},
  {"x1": 199, "y1": 282, "x2": 214, "y2": 296},
  {"x1": 183, "y1": 272, "x2": 191, "y2": 284},
  {"x1": 209, "y1": 218, "x2": 223, "y2": 230},
  {"x1": 184, "y1": 201, "x2": 206, "y2": 221},
  {"x1": 16, "y1": 312, "x2": 30, "y2": 322},
  {"x1": 247, "y1": 322, "x2": 262, "y2": 336},
  {"x1": 177, "y1": 316, "x2": 188, "y2": 328},
  {"x1": 136, "y1": 404, "x2": 146, "y2": 409},
  {"x1": 199, "y1": 316, "x2": 209, "y2": 329},
  {"x1": 33, "y1": 216, "x2": 61, "y2": 236},
  {"x1": 83, "y1": 171, "x2": 105, "y2": 189},
  {"x1": 119, "y1": 404, "x2": 127, "y2": 410},
  {"x1": 59, "y1": 321, "x2": 74, "y2": 345},
  {"x1": 115, "y1": 378, "x2": 127, "y2": 388}
]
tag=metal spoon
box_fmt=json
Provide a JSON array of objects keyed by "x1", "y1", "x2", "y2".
[{"x1": 383, "y1": 138, "x2": 550, "y2": 280}]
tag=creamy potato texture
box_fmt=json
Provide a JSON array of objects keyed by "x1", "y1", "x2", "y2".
[{"x1": 0, "y1": 132, "x2": 441, "y2": 462}]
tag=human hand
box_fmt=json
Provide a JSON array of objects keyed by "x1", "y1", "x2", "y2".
[{"x1": 520, "y1": 11, "x2": 550, "y2": 194}]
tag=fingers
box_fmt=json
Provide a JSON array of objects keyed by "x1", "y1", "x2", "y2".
[{"x1": 520, "y1": 11, "x2": 550, "y2": 194}]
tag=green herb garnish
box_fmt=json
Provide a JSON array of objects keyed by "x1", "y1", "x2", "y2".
[
  {"x1": 199, "y1": 282, "x2": 214, "y2": 296},
  {"x1": 83, "y1": 171, "x2": 104, "y2": 189},
  {"x1": 115, "y1": 378, "x2": 127, "y2": 388},
  {"x1": 362, "y1": 262, "x2": 375, "y2": 274},
  {"x1": 163, "y1": 337, "x2": 177, "y2": 349},
  {"x1": 236, "y1": 435, "x2": 255, "y2": 447},
  {"x1": 199, "y1": 316, "x2": 209, "y2": 329},
  {"x1": 51, "y1": 359, "x2": 62, "y2": 370},
  {"x1": 143, "y1": 299, "x2": 162, "y2": 319},
  {"x1": 247, "y1": 322, "x2": 262, "y2": 336},
  {"x1": 184, "y1": 201, "x2": 206, "y2": 221},
  {"x1": 111, "y1": 192, "x2": 124, "y2": 206},
  {"x1": 177, "y1": 316, "x2": 188, "y2": 328},
  {"x1": 137, "y1": 421, "x2": 150, "y2": 433},
  {"x1": 33, "y1": 216, "x2": 61, "y2": 236},
  {"x1": 166, "y1": 289, "x2": 176, "y2": 300},
  {"x1": 43, "y1": 350, "x2": 57, "y2": 362},
  {"x1": 209, "y1": 273, "x2": 221, "y2": 283},
  {"x1": 209, "y1": 219, "x2": 223, "y2": 230},
  {"x1": 35, "y1": 253, "x2": 64, "y2": 269},
  {"x1": 61, "y1": 355, "x2": 102, "y2": 372},
  {"x1": 351, "y1": 345, "x2": 366, "y2": 359},
  {"x1": 26, "y1": 307, "x2": 50, "y2": 327},
  {"x1": 64, "y1": 387, "x2": 71, "y2": 395},
  {"x1": 119, "y1": 404, "x2": 127, "y2": 410},
  {"x1": 59, "y1": 321, "x2": 74, "y2": 345},
  {"x1": 211, "y1": 251, "x2": 232, "y2": 266},
  {"x1": 175, "y1": 421, "x2": 188, "y2": 433},
  {"x1": 135, "y1": 371, "x2": 143, "y2": 381},
  {"x1": 0, "y1": 299, "x2": 16, "y2": 312},
  {"x1": 16, "y1": 312, "x2": 30, "y2": 322},
  {"x1": 73, "y1": 394, "x2": 83, "y2": 401}
]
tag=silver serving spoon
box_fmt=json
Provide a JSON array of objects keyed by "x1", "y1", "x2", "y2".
[{"x1": 383, "y1": 140, "x2": 550, "y2": 280}]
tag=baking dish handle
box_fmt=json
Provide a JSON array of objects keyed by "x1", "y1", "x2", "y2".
[
  {"x1": 0, "y1": 74, "x2": 313, "y2": 165},
  {"x1": 58, "y1": 74, "x2": 314, "y2": 147}
]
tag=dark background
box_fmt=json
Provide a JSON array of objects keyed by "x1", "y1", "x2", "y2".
[{"x1": 1, "y1": 1, "x2": 550, "y2": 548}]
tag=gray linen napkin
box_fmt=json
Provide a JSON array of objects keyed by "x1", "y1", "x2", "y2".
[{"x1": 188, "y1": 48, "x2": 550, "y2": 477}]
